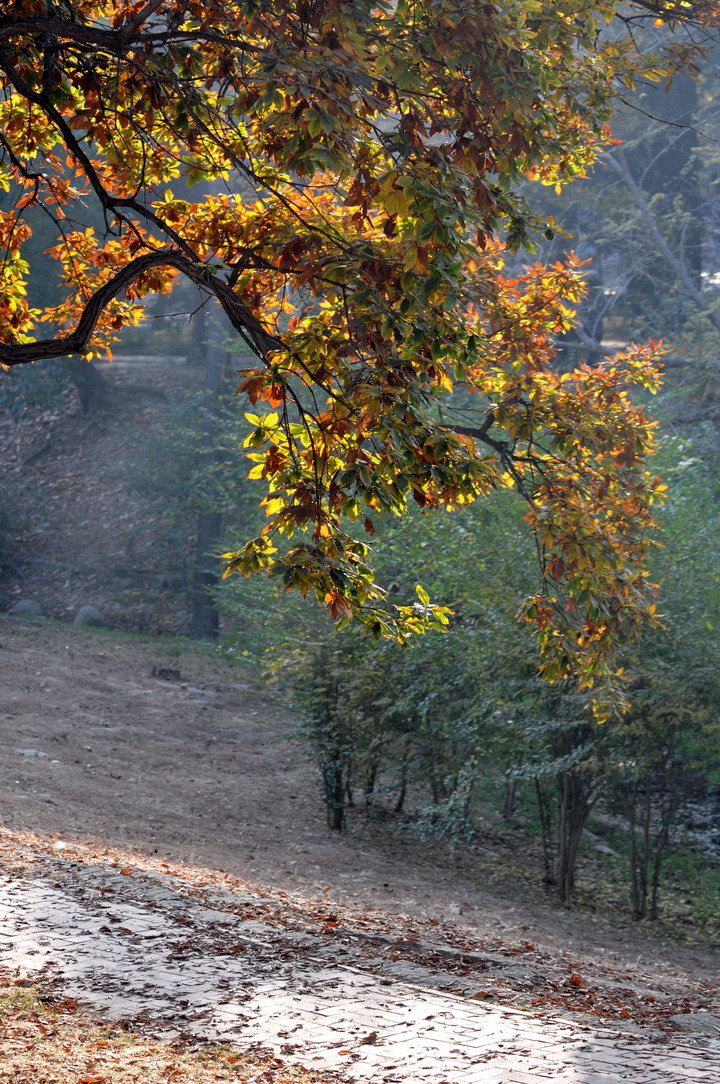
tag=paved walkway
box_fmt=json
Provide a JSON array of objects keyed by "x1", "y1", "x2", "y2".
[{"x1": 0, "y1": 857, "x2": 718, "y2": 1083}]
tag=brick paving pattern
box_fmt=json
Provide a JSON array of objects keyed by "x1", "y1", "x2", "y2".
[{"x1": 1, "y1": 860, "x2": 718, "y2": 1082}]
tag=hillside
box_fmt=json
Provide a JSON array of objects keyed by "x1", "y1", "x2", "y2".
[{"x1": 0, "y1": 354, "x2": 200, "y2": 634}]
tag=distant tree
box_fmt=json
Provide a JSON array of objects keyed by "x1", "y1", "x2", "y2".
[{"x1": 1, "y1": 1, "x2": 716, "y2": 707}]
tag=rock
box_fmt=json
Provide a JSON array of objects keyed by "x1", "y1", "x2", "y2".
[
  {"x1": 7, "y1": 599, "x2": 44, "y2": 617},
  {"x1": 73, "y1": 604, "x2": 108, "y2": 628},
  {"x1": 593, "y1": 841, "x2": 622, "y2": 859},
  {"x1": 668, "y1": 1012, "x2": 720, "y2": 1036},
  {"x1": 585, "y1": 830, "x2": 622, "y2": 859},
  {"x1": 17, "y1": 749, "x2": 49, "y2": 758},
  {"x1": 151, "y1": 666, "x2": 182, "y2": 681}
]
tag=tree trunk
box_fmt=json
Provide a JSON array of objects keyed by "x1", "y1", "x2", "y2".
[
  {"x1": 535, "y1": 778, "x2": 555, "y2": 884},
  {"x1": 188, "y1": 320, "x2": 226, "y2": 639},
  {"x1": 394, "y1": 758, "x2": 408, "y2": 814},
  {"x1": 323, "y1": 758, "x2": 347, "y2": 831},
  {"x1": 649, "y1": 761, "x2": 680, "y2": 921},
  {"x1": 503, "y1": 776, "x2": 518, "y2": 820},
  {"x1": 637, "y1": 789, "x2": 652, "y2": 920},
  {"x1": 556, "y1": 770, "x2": 593, "y2": 905},
  {"x1": 364, "y1": 760, "x2": 379, "y2": 808},
  {"x1": 649, "y1": 830, "x2": 666, "y2": 922},
  {"x1": 69, "y1": 357, "x2": 111, "y2": 414},
  {"x1": 627, "y1": 784, "x2": 646, "y2": 920},
  {"x1": 458, "y1": 757, "x2": 479, "y2": 835},
  {"x1": 429, "y1": 764, "x2": 448, "y2": 803},
  {"x1": 188, "y1": 510, "x2": 222, "y2": 639}
]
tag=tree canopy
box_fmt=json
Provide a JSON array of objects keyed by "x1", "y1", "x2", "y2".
[{"x1": 1, "y1": 0, "x2": 718, "y2": 714}]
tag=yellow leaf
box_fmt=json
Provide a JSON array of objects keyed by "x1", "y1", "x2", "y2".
[{"x1": 403, "y1": 246, "x2": 418, "y2": 272}]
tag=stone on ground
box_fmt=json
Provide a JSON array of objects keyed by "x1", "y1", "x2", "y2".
[
  {"x1": 7, "y1": 599, "x2": 44, "y2": 617},
  {"x1": 73, "y1": 604, "x2": 107, "y2": 627}
]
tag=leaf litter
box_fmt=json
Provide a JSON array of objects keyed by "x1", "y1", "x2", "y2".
[{"x1": 0, "y1": 970, "x2": 346, "y2": 1084}]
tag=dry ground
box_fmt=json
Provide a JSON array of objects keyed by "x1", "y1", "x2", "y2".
[{"x1": 1, "y1": 613, "x2": 718, "y2": 1002}]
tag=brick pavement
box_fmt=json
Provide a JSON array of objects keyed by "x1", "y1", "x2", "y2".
[{"x1": 0, "y1": 859, "x2": 718, "y2": 1083}]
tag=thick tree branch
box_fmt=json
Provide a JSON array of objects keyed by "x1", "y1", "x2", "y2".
[
  {"x1": 0, "y1": 17, "x2": 134, "y2": 49},
  {"x1": 0, "y1": 14, "x2": 261, "y2": 54},
  {"x1": 0, "y1": 249, "x2": 279, "y2": 367}
]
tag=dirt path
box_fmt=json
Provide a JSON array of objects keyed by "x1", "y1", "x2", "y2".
[
  {"x1": 1, "y1": 835, "x2": 719, "y2": 1083},
  {"x1": 1, "y1": 615, "x2": 719, "y2": 1013}
]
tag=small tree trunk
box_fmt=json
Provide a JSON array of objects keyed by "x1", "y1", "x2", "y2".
[
  {"x1": 394, "y1": 759, "x2": 409, "y2": 814},
  {"x1": 627, "y1": 784, "x2": 645, "y2": 920},
  {"x1": 188, "y1": 510, "x2": 222, "y2": 639},
  {"x1": 556, "y1": 771, "x2": 593, "y2": 905},
  {"x1": 429, "y1": 765, "x2": 445, "y2": 804},
  {"x1": 535, "y1": 778, "x2": 555, "y2": 883},
  {"x1": 649, "y1": 775, "x2": 677, "y2": 921},
  {"x1": 458, "y1": 757, "x2": 479, "y2": 836},
  {"x1": 364, "y1": 760, "x2": 379, "y2": 808},
  {"x1": 324, "y1": 764, "x2": 347, "y2": 831},
  {"x1": 649, "y1": 836, "x2": 665, "y2": 922},
  {"x1": 638, "y1": 789, "x2": 652, "y2": 919},
  {"x1": 502, "y1": 776, "x2": 518, "y2": 820}
]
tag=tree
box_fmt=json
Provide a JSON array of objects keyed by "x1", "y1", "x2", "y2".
[{"x1": 1, "y1": 1, "x2": 716, "y2": 710}]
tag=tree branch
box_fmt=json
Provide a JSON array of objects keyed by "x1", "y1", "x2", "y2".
[
  {"x1": 0, "y1": 14, "x2": 261, "y2": 55},
  {"x1": 0, "y1": 17, "x2": 131, "y2": 50},
  {"x1": 624, "y1": 0, "x2": 718, "y2": 22},
  {"x1": 608, "y1": 149, "x2": 720, "y2": 334},
  {"x1": 0, "y1": 250, "x2": 279, "y2": 367},
  {"x1": 0, "y1": 47, "x2": 203, "y2": 261},
  {"x1": 452, "y1": 412, "x2": 507, "y2": 453}
]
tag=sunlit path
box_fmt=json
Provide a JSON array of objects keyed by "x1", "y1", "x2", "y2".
[{"x1": 1, "y1": 853, "x2": 717, "y2": 1083}]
